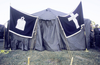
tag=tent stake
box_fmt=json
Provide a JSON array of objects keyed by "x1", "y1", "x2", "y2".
[
  {"x1": 28, "y1": 57, "x2": 30, "y2": 65},
  {"x1": 85, "y1": 48, "x2": 89, "y2": 52},
  {"x1": 70, "y1": 57, "x2": 73, "y2": 65}
]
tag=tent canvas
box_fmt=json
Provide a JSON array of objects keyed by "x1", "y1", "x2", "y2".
[
  {"x1": 5, "y1": 4, "x2": 91, "y2": 51},
  {"x1": 29, "y1": 8, "x2": 86, "y2": 51}
]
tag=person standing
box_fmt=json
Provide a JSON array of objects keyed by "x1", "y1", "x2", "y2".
[{"x1": 94, "y1": 24, "x2": 100, "y2": 48}]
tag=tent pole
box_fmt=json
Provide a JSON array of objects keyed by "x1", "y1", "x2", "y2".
[
  {"x1": 57, "y1": 17, "x2": 73, "y2": 64},
  {"x1": 7, "y1": 21, "x2": 10, "y2": 50},
  {"x1": 83, "y1": 25, "x2": 89, "y2": 52}
]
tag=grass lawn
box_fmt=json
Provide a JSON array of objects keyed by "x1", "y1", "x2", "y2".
[{"x1": 0, "y1": 48, "x2": 100, "y2": 65}]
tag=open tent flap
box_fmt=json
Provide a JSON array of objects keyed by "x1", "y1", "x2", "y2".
[
  {"x1": 34, "y1": 19, "x2": 65, "y2": 51},
  {"x1": 30, "y1": 17, "x2": 86, "y2": 51},
  {"x1": 31, "y1": 8, "x2": 68, "y2": 51}
]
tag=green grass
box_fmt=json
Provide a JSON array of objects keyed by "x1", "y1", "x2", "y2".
[{"x1": 0, "y1": 49, "x2": 100, "y2": 65}]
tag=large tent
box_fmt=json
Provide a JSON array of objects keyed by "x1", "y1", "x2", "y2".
[
  {"x1": 31, "y1": 8, "x2": 91, "y2": 51},
  {"x1": 4, "y1": 8, "x2": 91, "y2": 51}
]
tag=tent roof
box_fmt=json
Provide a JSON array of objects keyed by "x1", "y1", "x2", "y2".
[{"x1": 32, "y1": 8, "x2": 67, "y2": 20}]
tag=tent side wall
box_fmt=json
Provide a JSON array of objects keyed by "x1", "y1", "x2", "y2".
[{"x1": 84, "y1": 19, "x2": 91, "y2": 49}]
